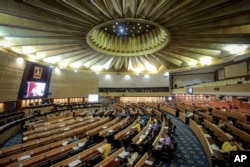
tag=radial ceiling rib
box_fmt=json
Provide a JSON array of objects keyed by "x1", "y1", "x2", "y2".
[
  {"x1": 89, "y1": 0, "x2": 114, "y2": 19},
  {"x1": 163, "y1": 0, "x2": 234, "y2": 26},
  {"x1": 155, "y1": 0, "x2": 202, "y2": 24},
  {"x1": 17, "y1": 0, "x2": 94, "y2": 26},
  {"x1": 56, "y1": 0, "x2": 103, "y2": 24},
  {"x1": 155, "y1": 51, "x2": 183, "y2": 67}
]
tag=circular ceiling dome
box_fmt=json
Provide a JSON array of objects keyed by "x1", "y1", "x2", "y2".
[{"x1": 87, "y1": 19, "x2": 170, "y2": 57}]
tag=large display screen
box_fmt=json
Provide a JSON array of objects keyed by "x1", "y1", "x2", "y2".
[
  {"x1": 18, "y1": 62, "x2": 52, "y2": 99},
  {"x1": 25, "y1": 81, "x2": 46, "y2": 98},
  {"x1": 88, "y1": 94, "x2": 99, "y2": 103},
  {"x1": 187, "y1": 88, "x2": 193, "y2": 94}
]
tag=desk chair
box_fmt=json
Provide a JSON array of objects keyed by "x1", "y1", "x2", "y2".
[
  {"x1": 50, "y1": 153, "x2": 69, "y2": 165},
  {"x1": 68, "y1": 148, "x2": 83, "y2": 156},
  {"x1": 87, "y1": 153, "x2": 102, "y2": 166},
  {"x1": 34, "y1": 161, "x2": 50, "y2": 167}
]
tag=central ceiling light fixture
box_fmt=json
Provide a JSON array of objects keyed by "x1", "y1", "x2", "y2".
[{"x1": 87, "y1": 19, "x2": 170, "y2": 57}]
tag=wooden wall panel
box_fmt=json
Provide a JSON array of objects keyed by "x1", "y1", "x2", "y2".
[
  {"x1": 49, "y1": 69, "x2": 99, "y2": 98},
  {"x1": 0, "y1": 51, "x2": 25, "y2": 101}
]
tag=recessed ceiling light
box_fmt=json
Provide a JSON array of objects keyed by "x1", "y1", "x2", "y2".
[{"x1": 120, "y1": 29, "x2": 124, "y2": 33}]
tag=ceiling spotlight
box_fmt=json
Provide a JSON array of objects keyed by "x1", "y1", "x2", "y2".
[{"x1": 119, "y1": 28, "x2": 124, "y2": 33}]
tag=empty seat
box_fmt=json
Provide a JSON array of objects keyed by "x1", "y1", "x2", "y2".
[
  {"x1": 34, "y1": 161, "x2": 50, "y2": 167},
  {"x1": 87, "y1": 154, "x2": 102, "y2": 166},
  {"x1": 50, "y1": 153, "x2": 68, "y2": 164},
  {"x1": 68, "y1": 148, "x2": 83, "y2": 156}
]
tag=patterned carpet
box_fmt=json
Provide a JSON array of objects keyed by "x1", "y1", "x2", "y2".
[
  {"x1": 0, "y1": 132, "x2": 23, "y2": 148},
  {"x1": 162, "y1": 113, "x2": 209, "y2": 167}
]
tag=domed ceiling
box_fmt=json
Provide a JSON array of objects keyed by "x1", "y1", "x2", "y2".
[{"x1": 0, "y1": 0, "x2": 250, "y2": 74}]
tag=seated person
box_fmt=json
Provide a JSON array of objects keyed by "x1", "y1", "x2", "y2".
[
  {"x1": 185, "y1": 110, "x2": 194, "y2": 118},
  {"x1": 221, "y1": 107, "x2": 227, "y2": 112},
  {"x1": 125, "y1": 149, "x2": 139, "y2": 167},
  {"x1": 139, "y1": 118, "x2": 145, "y2": 127},
  {"x1": 217, "y1": 120, "x2": 225, "y2": 129},
  {"x1": 67, "y1": 136, "x2": 78, "y2": 145},
  {"x1": 98, "y1": 139, "x2": 111, "y2": 159},
  {"x1": 133, "y1": 121, "x2": 141, "y2": 132},
  {"x1": 82, "y1": 135, "x2": 94, "y2": 148},
  {"x1": 220, "y1": 139, "x2": 237, "y2": 156},
  {"x1": 152, "y1": 121, "x2": 158, "y2": 131},
  {"x1": 153, "y1": 117, "x2": 158, "y2": 124},
  {"x1": 162, "y1": 133, "x2": 171, "y2": 151},
  {"x1": 228, "y1": 119, "x2": 234, "y2": 126},
  {"x1": 193, "y1": 107, "x2": 199, "y2": 114}
]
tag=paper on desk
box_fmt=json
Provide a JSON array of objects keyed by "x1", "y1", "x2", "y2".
[
  {"x1": 145, "y1": 160, "x2": 153, "y2": 165},
  {"x1": 78, "y1": 142, "x2": 85, "y2": 147},
  {"x1": 211, "y1": 144, "x2": 220, "y2": 151},
  {"x1": 18, "y1": 154, "x2": 31, "y2": 161},
  {"x1": 119, "y1": 151, "x2": 129, "y2": 158},
  {"x1": 204, "y1": 133, "x2": 211, "y2": 138},
  {"x1": 97, "y1": 146, "x2": 103, "y2": 152},
  {"x1": 72, "y1": 146, "x2": 79, "y2": 150},
  {"x1": 68, "y1": 159, "x2": 82, "y2": 167}
]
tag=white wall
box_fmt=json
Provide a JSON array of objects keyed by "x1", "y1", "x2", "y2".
[
  {"x1": 98, "y1": 73, "x2": 170, "y2": 88},
  {"x1": 172, "y1": 73, "x2": 214, "y2": 88},
  {"x1": 49, "y1": 69, "x2": 99, "y2": 98}
]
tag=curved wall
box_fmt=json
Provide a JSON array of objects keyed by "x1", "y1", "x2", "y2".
[
  {"x1": 49, "y1": 69, "x2": 99, "y2": 98},
  {"x1": 0, "y1": 52, "x2": 25, "y2": 101}
]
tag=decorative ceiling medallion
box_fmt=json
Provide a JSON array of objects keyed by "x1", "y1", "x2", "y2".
[{"x1": 87, "y1": 19, "x2": 170, "y2": 57}]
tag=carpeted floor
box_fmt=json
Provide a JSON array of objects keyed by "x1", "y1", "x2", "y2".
[
  {"x1": 0, "y1": 131, "x2": 23, "y2": 149},
  {"x1": 162, "y1": 113, "x2": 209, "y2": 167}
]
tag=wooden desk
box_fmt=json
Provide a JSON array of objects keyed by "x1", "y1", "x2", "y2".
[
  {"x1": 160, "y1": 105, "x2": 176, "y2": 116},
  {"x1": 50, "y1": 143, "x2": 103, "y2": 167},
  {"x1": 94, "y1": 147, "x2": 125, "y2": 167},
  {"x1": 132, "y1": 117, "x2": 152, "y2": 145},
  {"x1": 152, "y1": 118, "x2": 165, "y2": 149},
  {"x1": 114, "y1": 117, "x2": 140, "y2": 141},
  {"x1": 189, "y1": 119, "x2": 213, "y2": 167},
  {"x1": 0, "y1": 117, "x2": 110, "y2": 159},
  {"x1": 134, "y1": 152, "x2": 155, "y2": 167}
]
